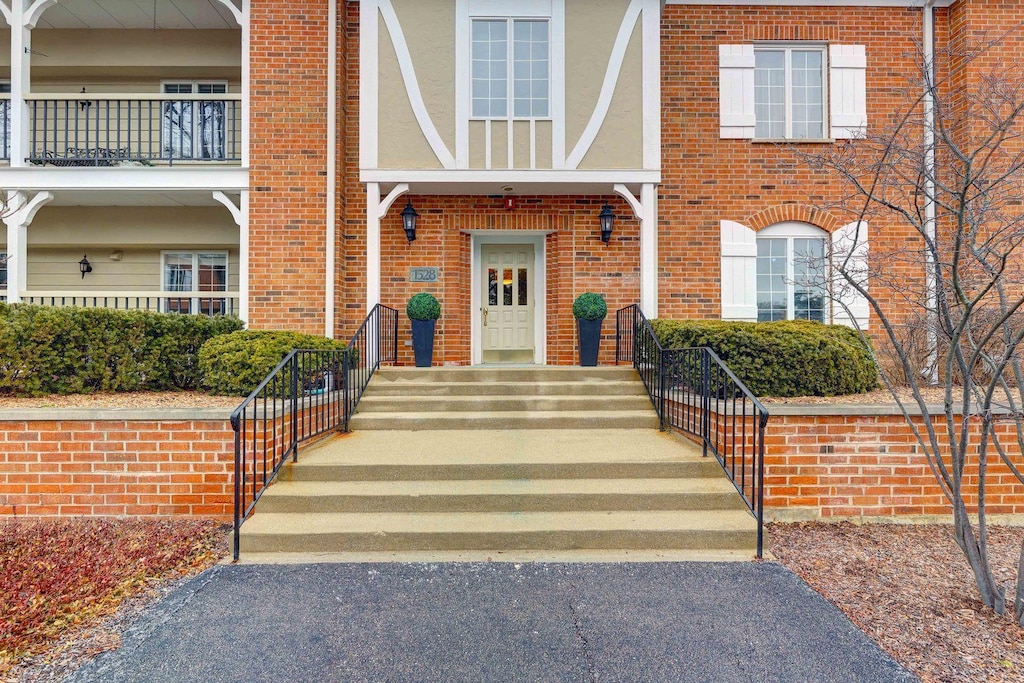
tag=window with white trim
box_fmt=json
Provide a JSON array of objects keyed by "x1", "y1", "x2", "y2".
[
  {"x1": 0, "y1": 252, "x2": 7, "y2": 289},
  {"x1": 471, "y1": 18, "x2": 549, "y2": 119},
  {"x1": 756, "y1": 224, "x2": 828, "y2": 322},
  {"x1": 162, "y1": 251, "x2": 228, "y2": 316},
  {"x1": 719, "y1": 44, "x2": 866, "y2": 141},
  {"x1": 754, "y1": 47, "x2": 825, "y2": 140},
  {"x1": 161, "y1": 81, "x2": 228, "y2": 160}
]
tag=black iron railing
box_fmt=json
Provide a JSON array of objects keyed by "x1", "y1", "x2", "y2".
[
  {"x1": 615, "y1": 304, "x2": 769, "y2": 557},
  {"x1": 27, "y1": 96, "x2": 242, "y2": 166},
  {"x1": 229, "y1": 304, "x2": 398, "y2": 559}
]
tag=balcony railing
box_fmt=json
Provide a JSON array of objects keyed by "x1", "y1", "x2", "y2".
[
  {"x1": 17, "y1": 290, "x2": 241, "y2": 316},
  {"x1": 24, "y1": 94, "x2": 241, "y2": 166}
]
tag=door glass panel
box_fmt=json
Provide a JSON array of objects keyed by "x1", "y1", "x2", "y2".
[
  {"x1": 488, "y1": 268, "x2": 498, "y2": 306},
  {"x1": 518, "y1": 268, "x2": 528, "y2": 305},
  {"x1": 503, "y1": 268, "x2": 513, "y2": 305}
]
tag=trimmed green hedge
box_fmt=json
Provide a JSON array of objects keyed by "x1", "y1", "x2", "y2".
[
  {"x1": 651, "y1": 318, "x2": 878, "y2": 397},
  {"x1": 0, "y1": 304, "x2": 243, "y2": 396},
  {"x1": 198, "y1": 330, "x2": 348, "y2": 396}
]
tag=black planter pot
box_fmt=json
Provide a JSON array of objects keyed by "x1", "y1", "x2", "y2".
[
  {"x1": 411, "y1": 318, "x2": 437, "y2": 367},
  {"x1": 577, "y1": 317, "x2": 604, "y2": 367}
]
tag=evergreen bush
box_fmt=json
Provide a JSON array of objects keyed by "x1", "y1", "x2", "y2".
[
  {"x1": 198, "y1": 330, "x2": 348, "y2": 396},
  {"x1": 650, "y1": 318, "x2": 878, "y2": 397},
  {"x1": 406, "y1": 292, "x2": 441, "y2": 321},
  {"x1": 0, "y1": 304, "x2": 242, "y2": 396}
]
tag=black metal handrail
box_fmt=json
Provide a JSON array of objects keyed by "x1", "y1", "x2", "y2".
[
  {"x1": 615, "y1": 304, "x2": 769, "y2": 557},
  {"x1": 229, "y1": 304, "x2": 398, "y2": 559}
]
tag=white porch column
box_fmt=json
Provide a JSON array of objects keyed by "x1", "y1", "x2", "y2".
[
  {"x1": 366, "y1": 182, "x2": 381, "y2": 311},
  {"x1": 615, "y1": 182, "x2": 659, "y2": 317},
  {"x1": 8, "y1": 1, "x2": 55, "y2": 167},
  {"x1": 640, "y1": 182, "x2": 658, "y2": 317},
  {"x1": 212, "y1": 190, "x2": 248, "y2": 322},
  {"x1": 4, "y1": 189, "x2": 53, "y2": 302}
]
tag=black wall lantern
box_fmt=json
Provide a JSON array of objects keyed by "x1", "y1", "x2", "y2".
[
  {"x1": 79, "y1": 255, "x2": 92, "y2": 278},
  {"x1": 599, "y1": 203, "x2": 615, "y2": 245},
  {"x1": 401, "y1": 199, "x2": 419, "y2": 243}
]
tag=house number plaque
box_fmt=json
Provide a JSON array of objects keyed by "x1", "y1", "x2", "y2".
[{"x1": 409, "y1": 267, "x2": 440, "y2": 283}]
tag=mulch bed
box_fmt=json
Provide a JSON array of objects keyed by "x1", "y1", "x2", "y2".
[
  {"x1": 0, "y1": 519, "x2": 228, "y2": 682},
  {"x1": 769, "y1": 522, "x2": 1024, "y2": 682},
  {"x1": 0, "y1": 391, "x2": 241, "y2": 410}
]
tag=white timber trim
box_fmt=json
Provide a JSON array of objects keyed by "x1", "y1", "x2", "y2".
[
  {"x1": 361, "y1": 169, "x2": 661, "y2": 184},
  {"x1": 639, "y1": 183, "x2": 657, "y2": 317},
  {"x1": 326, "y1": 0, "x2": 337, "y2": 338},
  {"x1": 470, "y1": 231, "x2": 548, "y2": 366},
  {"x1": 240, "y1": 0, "x2": 249, "y2": 170},
  {"x1": 455, "y1": 0, "x2": 470, "y2": 168},
  {"x1": 212, "y1": 191, "x2": 242, "y2": 226},
  {"x1": 3, "y1": 189, "x2": 53, "y2": 303},
  {"x1": 366, "y1": 183, "x2": 382, "y2": 312},
  {"x1": 211, "y1": 0, "x2": 243, "y2": 25},
  {"x1": 550, "y1": 0, "x2": 566, "y2": 168},
  {"x1": 0, "y1": 167, "x2": 249, "y2": 191},
  {"x1": 564, "y1": 0, "x2": 642, "y2": 169},
  {"x1": 613, "y1": 184, "x2": 643, "y2": 219},
  {"x1": 379, "y1": 0, "x2": 457, "y2": 169},
  {"x1": 641, "y1": 0, "x2": 660, "y2": 170},
  {"x1": 360, "y1": 0, "x2": 379, "y2": 169},
  {"x1": 22, "y1": 0, "x2": 55, "y2": 29},
  {"x1": 667, "y1": 0, "x2": 953, "y2": 5},
  {"x1": 9, "y1": 0, "x2": 32, "y2": 168},
  {"x1": 0, "y1": 2, "x2": 10, "y2": 25},
  {"x1": 378, "y1": 183, "x2": 410, "y2": 218}
]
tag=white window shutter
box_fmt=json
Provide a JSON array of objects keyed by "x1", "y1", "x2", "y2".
[
  {"x1": 719, "y1": 45, "x2": 756, "y2": 139},
  {"x1": 831, "y1": 221, "x2": 870, "y2": 329},
  {"x1": 830, "y1": 45, "x2": 867, "y2": 139},
  {"x1": 721, "y1": 220, "x2": 758, "y2": 321}
]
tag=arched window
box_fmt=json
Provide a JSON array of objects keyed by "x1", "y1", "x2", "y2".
[{"x1": 755, "y1": 222, "x2": 828, "y2": 323}]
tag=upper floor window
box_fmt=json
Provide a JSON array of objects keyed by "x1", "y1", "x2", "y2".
[
  {"x1": 472, "y1": 19, "x2": 549, "y2": 119},
  {"x1": 162, "y1": 81, "x2": 228, "y2": 160},
  {"x1": 754, "y1": 47, "x2": 825, "y2": 140},
  {"x1": 756, "y1": 223, "x2": 828, "y2": 323}
]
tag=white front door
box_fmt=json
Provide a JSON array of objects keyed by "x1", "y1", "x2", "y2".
[{"x1": 481, "y1": 244, "x2": 535, "y2": 363}]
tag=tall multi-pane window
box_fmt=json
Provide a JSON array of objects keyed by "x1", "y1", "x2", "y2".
[
  {"x1": 0, "y1": 82, "x2": 10, "y2": 161},
  {"x1": 162, "y1": 82, "x2": 227, "y2": 160},
  {"x1": 754, "y1": 47, "x2": 825, "y2": 139},
  {"x1": 0, "y1": 252, "x2": 7, "y2": 289},
  {"x1": 756, "y1": 226, "x2": 828, "y2": 323},
  {"x1": 162, "y1": 251, "x2": 228, "y2": 316},
  {"x1": 472, "y1": 19, "x2": 549, "y2": 119}
]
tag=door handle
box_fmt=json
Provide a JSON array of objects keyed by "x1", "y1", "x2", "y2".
[{"x1": 482, "y1": 307, "x2": 489, "y2": 327}]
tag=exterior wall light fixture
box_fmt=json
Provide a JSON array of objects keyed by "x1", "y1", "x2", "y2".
[
  {"x1": 79, "y1": 255, "x2": 92, "y2": 278},
  {"x1": 401, "y1": 199, "x2": 419, "y2": 243},
  {"x1": 599, "y1": 204, "x2": 615, "y2": 245}
]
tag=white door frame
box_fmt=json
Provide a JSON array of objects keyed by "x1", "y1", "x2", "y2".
[{"x1": 469, "y1": 231, "x2": 548, "y2": 365}]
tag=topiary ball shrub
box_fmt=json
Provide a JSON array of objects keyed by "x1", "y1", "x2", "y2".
[
  {"x1": 650, "y1": 318, "x2": 878, "y2": 397},
  {"x1": 198, "y1": 330, "x2": 347, "y2": 396},
  {"x1": 407, "y1": 292, "x2": 441, "y2": 321},
  {"x1": 573, "y1": 292, "x2": 607, "y2": 321}
]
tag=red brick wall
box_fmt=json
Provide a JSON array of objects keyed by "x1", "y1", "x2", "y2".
[
  {"x1": 658, "y1": 5, "x2": 939, "y2": 326},
  {"x1": 377, "y1": 194, "x2": 639, "y2": 366},
  {"x1": 248, "y1": 0, "x2": 330, "y2": 333},
  {"x1": 762, "y1": 411, "x2": 1024, "y2": 519},
  {"x1": 0, "y1": 420, "x2": 234, "y2": 519}
]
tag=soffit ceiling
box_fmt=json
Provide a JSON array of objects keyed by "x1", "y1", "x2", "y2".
[{"x1": 35, "y1": 0, "x2": 240, "y2": 30}]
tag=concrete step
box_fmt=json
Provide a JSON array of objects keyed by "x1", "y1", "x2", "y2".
[
  {"x1": 355, "y1": 394, "x2": 653, "y2": 413},
  {"x1": 374, "y1": 366, "x2": 639, "y2": 383},
  {"x1": 364, "y1": 379, "x2": 648, "y2": 397},
  {"x1": 257, "y1": 478, "x2": 747, "y2": 513},
  {"x1": 233, "y1": 549, "x2": 758, "y2": 564},
  {"x1": 238, "y1": 509, "x2": 758, "y2": 553},
  {"x1": 348, "y1": 410, "x2": 661, "y2": 431}
]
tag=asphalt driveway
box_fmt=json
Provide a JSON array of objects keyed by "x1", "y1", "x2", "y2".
[{"x1": 70, "y1": 562, "x2": 915, "y2": 683}]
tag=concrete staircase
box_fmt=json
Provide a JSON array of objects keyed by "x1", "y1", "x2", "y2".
[{"x1": 237, "y1": 367, "x2": 757, "y2": 562}]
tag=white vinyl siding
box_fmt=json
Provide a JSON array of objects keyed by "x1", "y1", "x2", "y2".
[{"x1": 472, "y1": 18, "x2": 549, "y2": 120}]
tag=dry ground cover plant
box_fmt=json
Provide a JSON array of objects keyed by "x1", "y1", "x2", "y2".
[
  {"x1": 0, "y1": 519, "x2": 226, "y2": 678},
  {"x1": 769, "y1": 522, "x2": 1024, "y2": 682}
]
